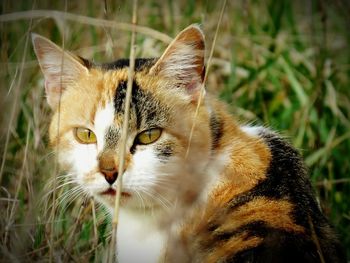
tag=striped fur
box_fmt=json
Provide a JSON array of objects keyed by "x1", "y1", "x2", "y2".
[
  {"x1": 32, "y1": 25, "x2": 346, "y2": 262},
  {"x1": 165, "y1": 126, "x2": 346, "y2": 262}
]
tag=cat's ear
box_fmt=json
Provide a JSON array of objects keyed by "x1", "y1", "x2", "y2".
[
  {"x1": 32, "y1": 33, "x2": 89, "y2": 109},
  {"x1": 150, "y1": 24, "x2": 205, "y2": 101}
]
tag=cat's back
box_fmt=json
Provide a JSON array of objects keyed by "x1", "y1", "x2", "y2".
[
  {"x1": 167, "y1": 122, "x2": 346, "y2": 263},
  {"x1": 235, "y1": 127, "x2": 345, "y2": 262}
]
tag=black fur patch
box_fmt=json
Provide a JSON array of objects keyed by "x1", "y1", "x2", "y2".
[
  {"x1": 114, "y1": 80, "x2": 168, "y2": 130},
  {"x1": 223, "y1": 130, "x2": 346, "y2": 262},
  {"x1": 202, "y1": 220, "x2": 320, "y2": 262},
  {"x1": 229, "y1": 229, "x2": 320, "y2": 263},
  {"x1": 227, "y1": 131, "x2": 316, "y2": 224},
  {"x1": 104, "y1": 126, "x2": 120, "y2": 149},
  {"x1": 155, "y1": 141, "x2": 174, "y2": 161},
  {"x1": 112, "y1": 80, "x2": 169, "y2": 155},
  {"x1": 209, "y1": 113, "x2": 223, "y2": 150},
  {"x1": 101, "y1": 58, "x2": 156, "y2": 71},
  {"x1": 79, "y1": 57, "x2": 156, "y2": 72}
]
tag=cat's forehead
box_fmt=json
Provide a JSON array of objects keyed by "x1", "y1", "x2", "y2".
[
  {"x1": 89, "y1": 58, "x2": 157, "y2": 101},
  {"x1": 89, "y1": 64, "x2": 170, "y2": 130},
  {"x1": 88, "y1": 66, "x2": 170, "y2": 151},
  {"x1": 99, "y1": 58, "x2": 156, "y2": 72}
]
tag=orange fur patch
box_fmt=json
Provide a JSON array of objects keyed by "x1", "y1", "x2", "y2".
[
  {"x1": 217, "y1": 197, "x2": 305, "y2": 234},
  {"x1": 49, "y1": 68, "x2": 129, "y2": 149},
  {"x1": 204, "y1": 232, "x2": 262, "y2": 263}
]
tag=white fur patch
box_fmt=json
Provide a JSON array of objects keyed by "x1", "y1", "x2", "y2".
[
  {"x1": 159, "y1": 43, "x2": 202, "y2": 81},
  {"x1": 117, "y1": 209, "x2": 166, "y2": 263},
  {"x1": 199, "y1": 147, "x2": 231, "y2": 203},
  {"x1": 59, "y1": 102, "x2": 117, "y2": 199},
  {"x1": 71, "y1": 144, "x2": 98, "y2": 175},
  {"x1": 94, "y1": 102, "x2": 115, "y2": 151},
  {"x1": 121, "y1": 137, "x2": 178, "y2": 209},
  {"x1": 241, "y1": 125, "x2": 264, "y2": 137}
]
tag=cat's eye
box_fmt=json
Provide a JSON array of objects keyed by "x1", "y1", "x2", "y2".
[
  {"x1": 136, "y1": 128, "x2": 162, "y2": 145},
  {"x1": 74, "y1": 127, "x2": 97, "y2": 144}
]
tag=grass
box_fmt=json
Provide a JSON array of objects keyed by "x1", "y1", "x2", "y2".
[{"x1": 1, "y1": 0, "x2": 350, "y2": 261}]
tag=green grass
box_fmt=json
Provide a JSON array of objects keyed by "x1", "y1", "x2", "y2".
[{"x1": 1, "y1": 0, "x2": 349, "y2": 261}]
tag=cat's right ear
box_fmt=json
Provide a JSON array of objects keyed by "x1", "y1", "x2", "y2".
[
  {"x1": 32, "y1": 33, "x2": 89, "y2": 109},
  {"x1": 149, "y1": 25, "x2": 205, "y2": 102}
]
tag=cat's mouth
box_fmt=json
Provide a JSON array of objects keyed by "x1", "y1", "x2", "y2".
[{"x1": 100, "y1": 188, "x2": 131, "y2": 198}]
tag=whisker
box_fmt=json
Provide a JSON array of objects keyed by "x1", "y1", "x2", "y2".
[
  {"x1": 44, "y1": 172, "x2": 78, "y2": 188},
  {"x1": 138, "y1": 187, "x2": 173, "y2": 211},
  {"x1": 55, "y1": 185, "x2": 85, "y2": 212},
  {"x1": 42, "y1": 178, "x2": 77, "y2": 200},
  {"x1": 134, "y1": 190, "x2": 147, "y2": 214}
]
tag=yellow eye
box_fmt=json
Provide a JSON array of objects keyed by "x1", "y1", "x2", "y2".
[
  {"x1": 137, "y1": 128, "x2": 162, "y2": 145},
  {"x1": 74, "y1": 127, "x2": 97, "y2": 144}
]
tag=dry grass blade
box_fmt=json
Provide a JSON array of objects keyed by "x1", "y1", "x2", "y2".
[
  {"x1": 185, "y1": 0, "x2": 227, "y2": 158},
  {"x1": 107, "y1": 0, "x2": 138, "y2": 262},
  {"x1": 63, "y1": 204, "x2": 84, "y2": 262},
  {"x1": 4, "y1": 124, "x2": 30, "y2": 245},
  {"x1": 0, "y1": 16, "x2": 34, "y2": 186},
  {"x1": 0, "y1": 10, "x2": 172, "y2": 44},
  {"x1": 316, "y1": 178, "x2": 350, "y2": 189},
  {"x1": 48, "y1": 2, "x2": 68, "y2": 262},
  {"x1": 91, "y1": 198, "x2": 98, "y2": 249},
  {"x1": 308, "y1": 215, "x2": 326, "y2": 263},
  {"x1": 1, "y1": 7, "x2": 33, "y2": 251}
]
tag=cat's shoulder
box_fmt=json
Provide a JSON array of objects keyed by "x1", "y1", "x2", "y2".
[{"x1": 241, "y1": 125, "x2": 301, "y2": 163}]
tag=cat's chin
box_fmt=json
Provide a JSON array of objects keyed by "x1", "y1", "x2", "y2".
[
  {"x1": 93, "y1": 187, "x2": 132, "y2": 209},
  {"x1": 95, "y1": 191, "x2": 169, "y2": 214},
  {"x1": 100, "y1": 188, "x2": 131, "y2": 197},
  {"x1": 101, "y1": 188, "x2": 117, "y2": 196}
]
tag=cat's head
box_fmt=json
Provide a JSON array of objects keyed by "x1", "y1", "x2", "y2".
[{"x1": 32, "y1": 25, "x2": 213, "y2": 212}]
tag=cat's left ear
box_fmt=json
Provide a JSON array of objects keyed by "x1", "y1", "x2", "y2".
[{"x1": 150, "y1": 24, "x2": 205, "y2": 101}]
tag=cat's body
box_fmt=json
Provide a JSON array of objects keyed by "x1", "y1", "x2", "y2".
[{"x1": 32, "y1": 25, "x2": 345, "y2": 262}]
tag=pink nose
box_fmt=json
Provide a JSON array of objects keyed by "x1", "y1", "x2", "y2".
[{"x1": 100, "y1": 168, "x2": 118, "y2": 185}]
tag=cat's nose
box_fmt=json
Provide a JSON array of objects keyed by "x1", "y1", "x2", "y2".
[
  {"x1": 98, "y1": 150, "x2": 119, "y2": 185},
  {"x1": 101, "y1": 168, "x2": 118, "y2": 185}
]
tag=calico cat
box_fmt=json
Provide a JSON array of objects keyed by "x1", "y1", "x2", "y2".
[{"x1": 32, "y1": 25, "x2": 345, "y2": 262}]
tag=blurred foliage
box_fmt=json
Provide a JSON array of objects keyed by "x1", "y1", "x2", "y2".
[{"x1": 0, "y1": 0, "x2": 349, "y2": 261}]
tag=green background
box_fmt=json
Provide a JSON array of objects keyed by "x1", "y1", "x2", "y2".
[{"x1": 0, "y1": 0, "x2": 349, "y2": 261}]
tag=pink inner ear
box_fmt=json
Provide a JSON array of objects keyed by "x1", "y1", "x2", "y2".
[
  {"x1": 187, "y1": 78, "x2": 201, "y2": 93},
  {"x1": 186, "y1": 78, "x2": 204, "y2": 102},
  {"x1": 45, "y1": 78, "x2": 62, "y2": 95},
  {"x1": 45, "y1": 79, "x2": 64, "y2": 108}
]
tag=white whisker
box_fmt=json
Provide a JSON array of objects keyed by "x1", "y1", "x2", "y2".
[
  {"x1": 134, "y1": 190, "x2": 147, "y2": 214},
  {"x1": 138, "y1": 187, "x2": 173, "y2": 211},
  {"x1": 55, "y1": 185, "x2": 86, "y2": 212}
]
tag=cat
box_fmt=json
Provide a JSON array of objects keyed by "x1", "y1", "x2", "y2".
[{"x1": 32, "y1": 24, "x2": 346, "y2": 263}]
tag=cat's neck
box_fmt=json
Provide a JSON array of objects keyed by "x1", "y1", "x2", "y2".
[
  {"x1": 204, "y1": 98, "x2": 271, "y2": 199},
  {"x1": 117, "y1": 208, "x2": 167, "y2": 263}
]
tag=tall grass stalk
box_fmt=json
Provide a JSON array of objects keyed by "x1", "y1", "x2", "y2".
[
  {"x1": 108, "y1": 0, "x2": 138, "y2": 262},
  {"x1": 186, "y1": 0, "x2": 227, "y2": 158},
  {"x1": 0, "y1": 10, "x2": 172, "y2": 44},
  {"x1": 48, "y1": 1, "x2": 68, "y2": 262}
]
